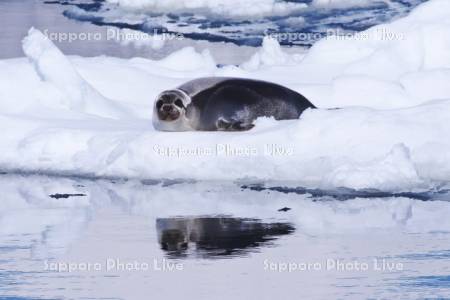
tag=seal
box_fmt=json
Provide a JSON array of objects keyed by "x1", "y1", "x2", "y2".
[{"x1": 152, "y1": 77, "x2": 315, "y2": 131}]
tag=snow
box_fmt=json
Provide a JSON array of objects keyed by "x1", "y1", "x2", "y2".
[
  {"x1": 21, "y1": 28, "x2": 129, "y2": 119},
  {"x1": 155, "y1": 46, "x2": 216, "y2": 72},
  {"x1": 322, "y1": 144, "x2": 423, "y2": 191},
  {"x1": 311, "y1": 0, "x2": 374, "y2": 8},
  {"x1": 241, "y1": 37, "x2": 294, "y2": 70},
  {"x1": 1, "y1": 0, "x2": 450, "y2": 191},
  {"x1": 113, "y1": 28, "x2": 167, "y2": 50}
]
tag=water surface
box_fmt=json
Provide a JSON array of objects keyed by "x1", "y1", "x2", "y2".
[{"x1": 0, "y1": 174, "x2": 449, "y2": 299}]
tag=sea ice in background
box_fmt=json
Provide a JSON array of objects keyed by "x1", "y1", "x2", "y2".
[
  {"x1": 58, "y1": 0, "x2": 428, "y2": 47},
  {"x1": 114, "y1": 28, "x2": 167, "y2": 50},
  {"x1": 106, "y1": 0, "x2": 308, "y2": 17}
]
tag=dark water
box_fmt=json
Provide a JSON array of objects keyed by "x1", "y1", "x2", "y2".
[
  {"x1": 52, "y1": 0, "x2": 429, "y2": 47},
  {"x1": 241, "y1": 184, "x2": 450, "y2": 201}
]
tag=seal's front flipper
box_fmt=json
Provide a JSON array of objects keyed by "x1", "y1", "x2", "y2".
[
  {"x1": 216, "y1": 118, "x2": 233, "y2": 131},
  {"x1": 231, "y1": 121, "x2": 254, "y2": 131},
  {"x1": 216, "y1": 118, "x2": 254, "y2": 131}
]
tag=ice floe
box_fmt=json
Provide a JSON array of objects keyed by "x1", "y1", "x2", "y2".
[{"x1": 0, "y1": 0, "x2": 449, "y2": 191}]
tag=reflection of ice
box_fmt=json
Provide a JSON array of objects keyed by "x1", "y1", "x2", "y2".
[
  {"x1": 0, "y1": 175, "x2": 92, "y2": 259},
  {"x1": 0, "y1": 172, "x2": 449, "y2": 263},
  {"x1": 30, "y1": 208, "x2": 91, "y2": 259},
  {"x1": 156, "y1": 217, "x2": 294, "y2": 258},
  {"x1": 1, "y1": 173, "x2": 450, "y2": 244}
]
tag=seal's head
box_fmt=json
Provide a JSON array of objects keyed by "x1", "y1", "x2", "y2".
[
  {"x1": 160, "y1": 229, "x2": 189, "y2": 252},
  {"x1": 153, "y1": 89, "x2": 193, "y2": 131},
  {"x1": 155, "y1": 90, "x2": 188, "y2": 121}
]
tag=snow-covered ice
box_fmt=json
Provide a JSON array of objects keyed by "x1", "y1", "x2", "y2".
[
  {"x1": 1, "y1": 0, "x2": 450, "y2": 191},
  {"x1": 106, "y1": 0, "x2": 308, "y2": 17}
]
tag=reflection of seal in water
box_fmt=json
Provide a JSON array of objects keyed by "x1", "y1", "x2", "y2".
[
  {"x1": 156, "y1": 217, "x2": 295, "y2": 258},
  {"x1": 152, "y1": 77, "x2": 316, "y2": 131}
]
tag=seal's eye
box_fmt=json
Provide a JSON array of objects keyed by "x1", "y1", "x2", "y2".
[
  {"x1": 174, "y1": 99, "x2": 184, "y2": 108},
  {"x1": 156, "y1": 100, "x2": 163, "y2": 110}
]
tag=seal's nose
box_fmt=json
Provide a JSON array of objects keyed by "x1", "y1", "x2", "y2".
[{"x1": 162, "y1": 105, "x2": 172, "y2": 112}]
